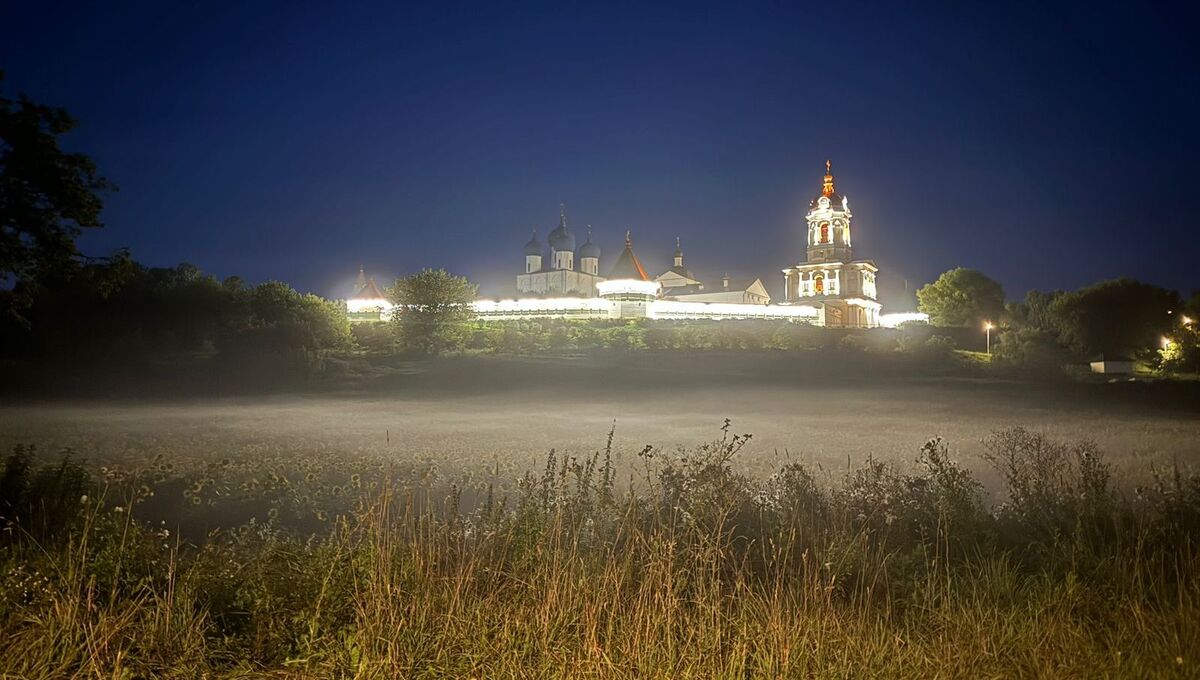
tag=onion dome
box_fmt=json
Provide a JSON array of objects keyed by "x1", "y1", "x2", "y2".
[
  {"x1": 606, "y1": 230, "x2": 650, "y2": 281},
  {"x1": 547, "y1": 203, "x2": 576, "y2": 252},
  {"x1": 810, "y1": 159, "x2": 845, "y2": 208},
  {"x1": 523, "y1": 229, "x2": 542, "y2": 256},
  {"x1": 578, "y1": 225, "x2": 601, "y2": 259}
]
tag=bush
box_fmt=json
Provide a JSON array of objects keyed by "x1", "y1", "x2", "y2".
[{"x1": 351, "y1": 321, "x2": 396, "y2": 353}]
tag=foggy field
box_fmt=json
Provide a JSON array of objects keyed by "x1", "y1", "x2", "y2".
[{"x1": 4, "y1": 353, "x2": 1198, "y2": 489}]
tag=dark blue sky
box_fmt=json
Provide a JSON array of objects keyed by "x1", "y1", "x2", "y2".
[{"x1": 3, "y1": 0, "x2": 1196, "y2": 305}]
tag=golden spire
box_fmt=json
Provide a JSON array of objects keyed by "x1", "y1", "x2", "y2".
[{"x1": 822, "y1": 159, "x2": 835, "y2": 197}]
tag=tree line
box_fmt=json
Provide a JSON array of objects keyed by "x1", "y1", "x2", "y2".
[
  {"x1": 4, "y1": 75, "x2": 1196, "y2": 376},
  {"x1": 917, "y1": 268, "x2": 1198, "y2": 373}
]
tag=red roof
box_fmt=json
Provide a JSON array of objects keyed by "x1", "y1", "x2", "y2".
[
  {"x1": 353, "y1": 276, "x2": 386, "y2": 300},
  {"x1": 606, "y1": 231, "x2": 650, "y2": 281}
]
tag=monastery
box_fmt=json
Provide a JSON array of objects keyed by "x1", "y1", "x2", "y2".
[{"x1": 348, "y1": 162, "x2": 924, "y2": 327}]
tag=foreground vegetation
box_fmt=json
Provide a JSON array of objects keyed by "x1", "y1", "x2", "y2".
[{"x1": 2, "y1": 425, "x2": 1198, "y2": 678}]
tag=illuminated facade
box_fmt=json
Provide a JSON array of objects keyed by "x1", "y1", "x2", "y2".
[
  {"x1": 516, "y1": 205, "x2": 606, "y2": 297},
  {"x1": 347, "y1": 267, "x2": 390, "y2": 321},
  {"x1": 656, "y1": 239, "x2": 771, "y2": 305},
  {"x1": 357, "y1": 162, "x2": 927, "y2": 327},
  {"x1": 781, "y1": 161, "x2": 882, "y2": 328}
]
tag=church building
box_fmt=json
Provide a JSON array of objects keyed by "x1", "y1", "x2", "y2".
[
  {"x1": 441, "y1": 160, "x2": 916, "y2": 326},
  {"x1": 516, "y1": 205, "x2": 605, "y2": 297},
  {"x1": 780, "y1": 161, "x2": 881, "y2": 328}
]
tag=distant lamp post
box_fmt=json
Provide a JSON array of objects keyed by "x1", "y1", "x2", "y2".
[{"x1": 983, "y1": 321, "x2": 994, "y2": 355}]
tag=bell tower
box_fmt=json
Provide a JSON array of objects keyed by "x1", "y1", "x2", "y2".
[
  {"x1": 806, "y1": 160, "x2": 853, "y2": 264},
  {"x1": 781, "y1": 160, "x2": 881, "y2": 328}
]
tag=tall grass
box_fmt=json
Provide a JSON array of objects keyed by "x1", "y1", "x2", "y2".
[{"x1": 1, "y1": 426, "x2": 1197, "y2": 678}]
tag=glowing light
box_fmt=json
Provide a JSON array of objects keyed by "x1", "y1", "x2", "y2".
[
  {"x1": 983, "y1": 321, "x2": 994, "y2": 331},
  {"x1": 1162, "y1": 336, "x2": 1173, "y2": 349},
  {"x1": 1183, "y1": 316, "x2": 1194, "y2": 326},
  {"x1": 596, "y1": 279, "x2": 661, "y2": 298},
  {"x1": 472, "y1": 297, "x2": 612, "y2": 319},
  {"x1": 878, "y1": 312, "x2": 929, "y2": 328},
  {"x1": 649, "y1": 300, "x2": 819, "y2": 320},
  {"x1": 346, "y1": 298, "x2": 391, "y2": 314}
]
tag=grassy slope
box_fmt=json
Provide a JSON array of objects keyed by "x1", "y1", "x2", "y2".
[{"x1": 1, "y1": 425, "x2": 1198, "y2": 678}]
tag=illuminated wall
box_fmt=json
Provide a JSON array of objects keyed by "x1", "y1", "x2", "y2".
[{"x1": 347, "y1": 297, "x2": 912, "y2": 325}]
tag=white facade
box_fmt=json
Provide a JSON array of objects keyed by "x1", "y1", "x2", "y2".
[
  {"x1": 525, "y1": 254, "x2": 541, "y2": 274},
  {"x1": 470, "y1": 164, "x2": 931, "y2": 327},
  {"x1": 516, "y1": 268, "x2": 604, "y2": 297},
  {"x1": 781, "y1": 161, "x2": 883, "y2": 328},
  {"x1": 517, "y1": 207, "x2": 605, "y2": 296},
  {"x1": 471, "y1": 296, "x2": 820, "y2": 322}
]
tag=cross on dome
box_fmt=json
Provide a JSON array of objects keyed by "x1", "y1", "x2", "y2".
[{"x1": 822, "y1": 160, "x2": 836, "y2": 197}]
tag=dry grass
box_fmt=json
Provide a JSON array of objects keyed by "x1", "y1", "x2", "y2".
[{"x1": 1, "y1": 426, "x2": 1198, "y2": 678}]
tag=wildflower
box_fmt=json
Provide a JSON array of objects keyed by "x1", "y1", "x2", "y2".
[
  {"x1": 113, "y1": 506, "x2": 125, "y2": 513},
  {"x1": 80, "y1": 495, "x2": 89, "y2": 504}
]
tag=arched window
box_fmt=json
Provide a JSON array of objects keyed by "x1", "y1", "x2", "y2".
[
  {"x1": 814, "y1": 274, "x2": 824, "y2": 294},
  {"x1": 819, "y1": 222, "x2": 830, "y2": 243}
]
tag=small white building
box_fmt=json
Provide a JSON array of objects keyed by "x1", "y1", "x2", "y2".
[{"x1": 1089, "y1": 357, "x2": 1135, "y2": 375}]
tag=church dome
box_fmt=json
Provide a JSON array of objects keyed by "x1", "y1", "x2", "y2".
[
  {"x1": 547, "y1": 204, "x2": 575, "y2": 252},
  {"x1": 523, "y1": 230, "x2": 542, "y2": 256},
  {"x1": 810, "y1": 160, "x2": 846, "y2": 209},
  {"x1": 579, "y1": 227, "x2": 600, "y2": 259},
  {"x1": 548, "y1": 226, "x2": 575, "y2": 252},
  {"x1": 549, "y1": 224, "x2": 573, "y2": 251}
]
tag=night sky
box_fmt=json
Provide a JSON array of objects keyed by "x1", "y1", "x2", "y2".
[{"x1": 3, "y1": 1, "x2": 1196, "y2": 307}]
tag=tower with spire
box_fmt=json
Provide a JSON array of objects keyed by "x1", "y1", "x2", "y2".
[
  {"x1": 347, "y1": 266, "x2": 389, "y2": 320},
  {"x1": 654, "y1": 236, "x2": 700, "y2": 290},
  {"x1": 652, "y1": 235, "x2": 771, "y2": 305},
  {"x1": 781, "y1": 161, "x2": 881, "y2": 327}
]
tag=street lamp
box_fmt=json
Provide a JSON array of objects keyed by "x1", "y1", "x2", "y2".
[{"x1": 983, "y1": 321, "x2": 994, "y2": 355}]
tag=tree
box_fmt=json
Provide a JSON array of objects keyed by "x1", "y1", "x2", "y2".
[
  {"x1": 994, "y1": 290, "x2": 1072, "y2": 370},
  {"x1": 1161, "y1": 290, "x2": 1200, "y2": 373},
  {"x1": 1, "y1": 72, "x2": 113, "y2": 319},
  {"x1": 245, "y1": 280, "x2": 351, "y2": 350},
  {"x1": 1050, "y1": 278, "x2": 1178, "y2": 359},
  {"x1": 916, "y1": 268, "x2": 1005, "y2": 327},
  {"x1": 1160, "y1": 321, "x2": 1199, "y2": 375},
  {"x1": 387, "y1": 269, "x2": 478, "y2": 355}
]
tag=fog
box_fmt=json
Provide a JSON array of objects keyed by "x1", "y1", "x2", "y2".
[{"x1": 4, "y1": 354, "x2": 1197, "y2": 488}]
